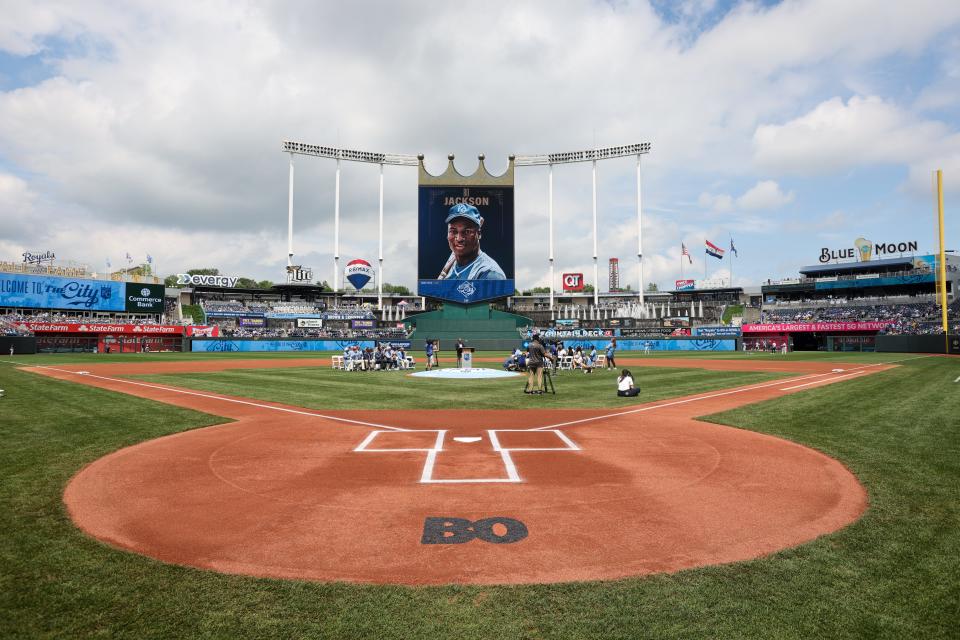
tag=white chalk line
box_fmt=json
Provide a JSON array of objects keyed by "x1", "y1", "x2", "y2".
[
  {"x1": 529, "y1": 355, "x2": 932, "y2": 432},
  {"x1": 6, "y1": 354, "x2": 932, "y2": 440},
  {"x1": 15, "y1": 363, "x2": 409, "y2": 432}
]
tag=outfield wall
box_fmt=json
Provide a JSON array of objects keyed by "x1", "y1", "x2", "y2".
[
  {"x1": 0, "y1": 336, "x2": 37, "y2": 355},
  {"x1": 191, "y1": 339, "x2": 375, "y2": 353},
  {"x1": 876, "y1": 334, "x2": 959, "y2": 354},
  {"x1": 189, "y1": 337, "x2": 736, "y2": 353}
]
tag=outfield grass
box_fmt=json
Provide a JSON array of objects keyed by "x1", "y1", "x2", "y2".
[
  {"x1": 1, "y1": 354, "x2": 957, "y2": 639},
  {"x1": 133, "y1": 364, "x2": 784, "y2": 410}
]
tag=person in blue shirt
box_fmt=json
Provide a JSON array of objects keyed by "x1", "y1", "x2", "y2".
[
  {"x1": 437, "y1": 203, "x2": 506, "y2": 281},
  {"x1": 425, "y1": 339, "x2": 435, "y2": 371},
  {"x1": 605, "y1": 338, "x2": 617, "y2": 370}
]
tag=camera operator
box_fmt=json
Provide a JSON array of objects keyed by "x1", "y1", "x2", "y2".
[{"x1": 524, "y1": 334, "x2": 555, "y2": 395}]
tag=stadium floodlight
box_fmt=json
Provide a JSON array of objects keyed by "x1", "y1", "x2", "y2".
[
  {"x1": 517, "y1": 142, "x2": 653, "y2": 308},
  {"x1": 514, "y1": 142, "x2": 651, "y2": 166},
  {"x1": 282, "y1": 140, "x2": 419, "y2": 166}
]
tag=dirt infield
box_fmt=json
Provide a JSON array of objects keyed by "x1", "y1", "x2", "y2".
[{"x1": 31, "y1": 358, "x2": 894, "y2": 585}]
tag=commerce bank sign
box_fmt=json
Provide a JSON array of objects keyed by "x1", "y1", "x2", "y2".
[{"x1": 819, "y1": 237, "x2": 918, "y2": 263}]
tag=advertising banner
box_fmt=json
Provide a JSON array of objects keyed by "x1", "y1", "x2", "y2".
[
  {"x1": 562, "y1": 273, "x2": 584, "y2": 292},
  {"x1": 742, "y1": 321, "x2": 894, "y2": 333},
  {"x1": 693, "y1": 326, "x2": 742, "y2": 337},
  {"x1": 351, "y1": 319, "x2": 375, "y2": 329},
  {"x1": 19, "y1": 322, "x2": 187, "y2": 335},
  {"x1": 185, "y1": 325, "x2": 220, "y2": 337},
  {"x1": 418, "y1": 185, "x2": 515, "y2": 303},
  {"x1": 124, "y1": 283, "x2": 164, "y2": 313},
  {"x1": 238, "y1": 317, "x2": 266, "y2": 327},
  {"x1": 548, "y1": 338, "x2": 735, "y2": 352},
  {"x1": 675, "y1": 279, "x2": 695, "y2": 291},
  {"x1": 345, "y1": 259, "x2": 374, "y2": 290},
  {"x1": 377, "y1": 340, "x2": 412, "y2": 349},
  {"x1": 0, "y1": 273, "x2": 125, "y2": 311},
  {"x1": 191, "y1": 339, "x2": 375, "y2": 352},
  {"x1": 297, "y1": 318, "x2": 323, "y2": 328}
]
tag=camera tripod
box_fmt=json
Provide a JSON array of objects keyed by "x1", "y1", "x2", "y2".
[{"x1": 522, "y1": 366, "x2": 556, "y2": 395}]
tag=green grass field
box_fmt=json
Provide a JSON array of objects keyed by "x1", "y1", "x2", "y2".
[{"x1": 1, "y1": 352, "x2": 957, "y2": 639}]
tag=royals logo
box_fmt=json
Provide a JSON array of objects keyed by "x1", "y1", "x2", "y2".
[
  {"x1": 345, "y1": 259, "x2": 374, "y2": 290},
  {"x1": 457, "y1": 281, "x2": 476, "y2": 301}
]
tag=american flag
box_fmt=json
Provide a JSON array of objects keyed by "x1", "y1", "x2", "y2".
[{"x1": 681, "y1": 243, "x2": 692, "y2": 264}]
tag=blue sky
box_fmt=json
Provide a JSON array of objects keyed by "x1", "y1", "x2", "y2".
[{"x1": 0, "y1": 1, "x2": 958, "y2": 291}]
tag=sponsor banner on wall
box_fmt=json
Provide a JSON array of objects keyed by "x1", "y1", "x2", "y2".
[
  {"x1": 206, "y1": 310, "x2": 265, "y2": 318},
  {"x1": 377, "y1": 340, "x2": 412, "y2": 349},
  {"x1": 351, "y1": 319, "x2": 375, "y2": 329},
  {"x1": 538, "y1": 328, "x2": 614, "y2": 338},
  {"x1": 675, "y1": 279, "x2": 695, "y2": 291},
  {"x1": 742, "y1": 321, "x2": 894, "y2": 333},
  {"x1": 297, "y1": 318, "x2": 323, "y2": 328},
  {"x1": 693, "y1": 326, "x2": 742, "y2": 337},
  {"x1": 322, "y1": 311, "x2": 374, "y2": 320},
  {"x1": 124, "y1": 283, "x2": 164, "y2": 313},
  {"x1": 418, "y1": 181, "x2": 515, "y2": 304},
  {"x1": 1, "y1": 273, "x2": 126, "y2": 311},
  {"x1": 191, "y1": 339, "x2": 376, "y2": 353},
  {"x1": 562, "y1": 273, "x2": 584, "y2": 292},
  {"x1": 19, "y1": 322, "x2": 188, "y2": 335},
  {"x1": 547, "y1": 338, "x2": 736, "y2": 352},
  {"x1": 185, "y1": 325, "x2": 220, "y2": 337},
  {"x1": 238, "y1": 317, "x2": 266, "y2": 327}
]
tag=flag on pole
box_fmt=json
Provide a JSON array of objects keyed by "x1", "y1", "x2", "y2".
[
  {"x1": 729, "y1": 238, "x2": 738, "y2": 257},
  {"x1": 106, "y1": 258, "x2": 111, "y2": 268},
  {"x1": 705, "y1": 239, "x2": 725, "y2": 259},
  {"x1": 146, "y1": 254, "x2": 153, "y2": 264},
  {"x1": 125, "y1": 252, "x2": 132, "y2": 261},
  {"x1": 681, "y1": 243, "x2": 693, "y2": 264}
]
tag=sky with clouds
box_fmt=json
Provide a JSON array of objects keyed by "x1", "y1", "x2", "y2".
[{"x1": 1, "y1": 0, "x2": 959, "y2": 292}]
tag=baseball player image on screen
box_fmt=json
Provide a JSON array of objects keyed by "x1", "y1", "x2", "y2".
[{"x1": 437, "y1": 203, "x2": 506, "y2": 281}]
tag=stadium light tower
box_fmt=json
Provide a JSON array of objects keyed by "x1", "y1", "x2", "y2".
[
  {"x1": 515, "y1": 142, "x2": 652, "y2": 308},
  {"x1": 282, "y1": 141, "x2": 418, "y2": 303}
]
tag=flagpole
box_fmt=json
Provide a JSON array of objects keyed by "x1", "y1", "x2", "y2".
[
  {"x1": 729, "y1": 235, "x2": 733, "y2": 287},
  {"x1": 680, "y1": 245, "x2": 683, "y2": 280}
]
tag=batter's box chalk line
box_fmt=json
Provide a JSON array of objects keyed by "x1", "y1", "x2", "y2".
[{"x1": 353, "y1": 429, "x2": 580, "y2": 484}]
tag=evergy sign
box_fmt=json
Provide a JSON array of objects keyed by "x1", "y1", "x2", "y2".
[{"x1": 177, "y1": 274, "x2": 239, "y2": 287}]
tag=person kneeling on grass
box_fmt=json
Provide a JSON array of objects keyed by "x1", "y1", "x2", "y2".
[{"x1": 617, "y1": 369, "x2": 640, "y2": 397}]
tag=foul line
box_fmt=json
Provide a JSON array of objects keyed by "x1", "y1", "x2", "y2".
[
  {"x1": 5, "y1": 354, "x2": 932, "y2": 437},
  {"x1": 15, "y1": 363, "x2": 409, "y2": 432},
  {"x1": 530, "y1": 356, "x2": 930, "y2": 432},
  {"x1": 779, "y1": 370, "x2": 865, "y2": 390}
]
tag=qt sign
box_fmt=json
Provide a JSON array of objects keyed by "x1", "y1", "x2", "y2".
[{"x1": 562, "y1": 273, "x2": 584, "y2": 291}]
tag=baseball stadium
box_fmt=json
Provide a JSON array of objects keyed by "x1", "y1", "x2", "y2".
[{"x1": 2, "y1": 138, "x2": 959, "y2": 640}]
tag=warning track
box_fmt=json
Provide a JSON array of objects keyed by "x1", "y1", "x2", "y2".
[{"x1": 26, "y1": 358, "x2": 898, "y2": 585}]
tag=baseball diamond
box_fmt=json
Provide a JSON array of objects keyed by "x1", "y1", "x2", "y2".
[{"x1": 28, "y1": 356, "x2": 890, "y2": 585}]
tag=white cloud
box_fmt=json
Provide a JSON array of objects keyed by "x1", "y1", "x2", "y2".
[
  {"x1": 736, "y1": 180, "x2": 794, "y2": 210},
  {"x1": 753, "y1": 95, "x2": 952, "y2": 174},
  {"x1": 698, "y1": 192, "x2": 734, "y2": 212},
  {"x1": 0, "y1": 1, "x2": 958, "y2": 288}
]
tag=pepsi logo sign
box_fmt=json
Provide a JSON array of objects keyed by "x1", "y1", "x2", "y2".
[
  {"x1": 562, "y1": 273, "x2": 584, "y2": 291},
  {"x1": 345, "y1": 259, "x2": 374, "y2": 290}
]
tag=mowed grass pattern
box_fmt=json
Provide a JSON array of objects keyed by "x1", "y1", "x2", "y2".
[
  {"x1": 134, "y1": 365, "x2": 784, "y2": 410},
  {"x1": 0, "y1": 354, "x2": 957, "y2": 639}
]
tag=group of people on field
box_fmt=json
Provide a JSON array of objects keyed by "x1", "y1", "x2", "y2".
[{"x1": 342, "y1": 344, "x2": 411, "y2": 371}]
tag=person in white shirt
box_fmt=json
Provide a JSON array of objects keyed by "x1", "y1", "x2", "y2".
[{"x1": 617, "y1": 369, "x2": 640, "y2": 397}]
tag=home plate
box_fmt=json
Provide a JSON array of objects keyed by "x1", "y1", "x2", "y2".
[{"x1": 453, "y1": 437, "x2": 482, "y2": 443}]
